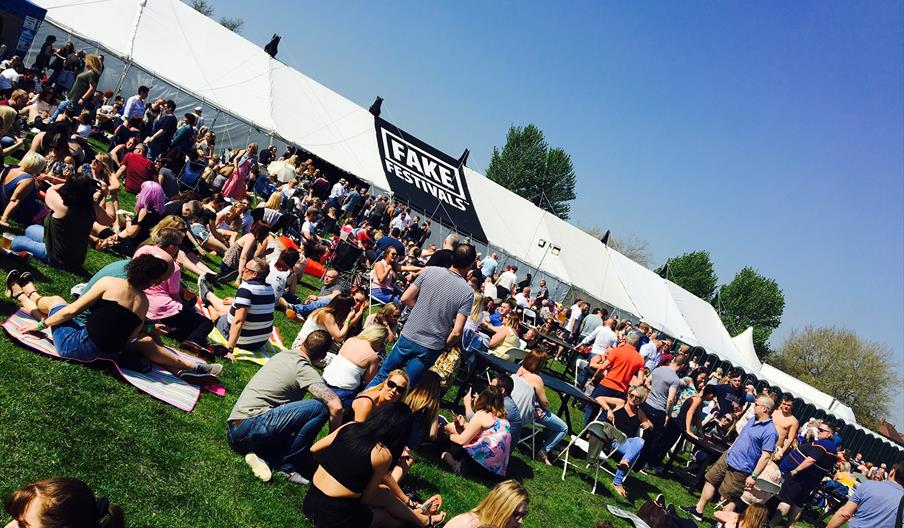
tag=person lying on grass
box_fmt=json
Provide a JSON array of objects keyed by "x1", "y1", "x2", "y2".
[{"x1": 6, "y1": 254, "x2": 221, "y2": 385}]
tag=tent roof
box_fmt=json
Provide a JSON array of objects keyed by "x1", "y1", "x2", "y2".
[
  {"x1": 665, "y1": 281, "x2": 761, "y2": 373},
  {"x1": 606, "y1": 247, "x2": 699, "y2": 346},
  {"x1": 730, "y1": 327, "x2": 764, "y2": 377}
]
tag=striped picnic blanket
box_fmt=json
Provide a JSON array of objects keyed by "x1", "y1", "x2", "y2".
[
  {"x1": 2, "y1": 309, "x2": 225, "y2": 412},
  {"x1": 196, "y1": 299, "x2": 287, "y2": 366}
]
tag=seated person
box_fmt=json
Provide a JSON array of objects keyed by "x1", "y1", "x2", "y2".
[
  {"x1": 369, "y1": 246, "x2": 400, "y2": 304},
  {"x1": 265, "y1": 248, "x2": 302, "y2": 303},
  {"x1": 200, "y1": 258, "x2": 275, "y2": 356},
  {"x1": 488, "y1": 311, "x2": 521, "y2": 361},
  {"x1": 303, "y1": 403, "x2": 444, "y2": 527},
  {"x1": 600, "y1": 386, "x2": 653, "y2": 497},
  {"x1": 97, "y1": 181, "x2": 165, "y2": 256},
  {"x1": 322, "y1": 325, "x2": 388, "y2": 406},
  {"x1": 6, "y1": 255, "x2": 220, "y2": 384},
  {"x1": 712, "y1": 504, "x2": 768, "y2": 528},
  {"x1": 214, "y1": 221, "x2": 272, "y2": 284},
  {"x1": 486, "y1": 375, "x2": 523, "y2": 448},
  {"x1": 513, "y1": 350, "x2": 569, "y2": 465},
  {"x1": 444, "y1": 479, "x2": 529, "y2": 528},
  {"x1": 461, "y1": 293, "x2": 491, "y2": 354},
  {"x1": 80, "y1": 229, "x2": 219, "y2": 359},
  {"x1": 441, "y1": 386, "x2": 512, "y2": 479},
  {"x1": 363, "y1": 302, "x2": 400, "y2": 345},
  {"x1": 278, "y1": 268, "x2": 343, "y2": 319},
  {"x1": 0, "y1": 152, "x2": 46, "y2": 228},
  {"x1": 228, "y1": 331, "x2": 341, "y2": 483},
  {"x1": 349, "y1": 369, "x2": 409, "y2": 422},
  {"x1": 4, "y1": 477, "x2": 125, "y2": 528},
  {"x1": 289, "y1": 292, "x2": 365, "y2": 350}
]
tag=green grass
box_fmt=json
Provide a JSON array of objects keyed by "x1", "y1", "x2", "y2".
[{"x1": 0, "y1": 151, "x2": 827, "y2": 527}]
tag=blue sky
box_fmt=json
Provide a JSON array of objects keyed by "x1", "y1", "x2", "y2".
[{"x1": 214, "y1": 0, "x2": 903, "y2": 423}]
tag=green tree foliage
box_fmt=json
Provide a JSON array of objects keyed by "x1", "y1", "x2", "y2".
[
  {"x1": 771, "y1": 326, "x2": 900, "y2": 428},
  {"x1": 662, "y1": 250, "x2": 717, "y2": 302},
  {"x1": 718, "y1": 267, "x2": 784, "y2": 358},
  {"x1": 486, "y1": 124, "x2": 577, "y2": 219},
  {"x1": 189, "y1": 0, "x2": 214, "y2": 16},
  {"x1": 219, "y1": 17, "x2": 244, "y2": 33}
]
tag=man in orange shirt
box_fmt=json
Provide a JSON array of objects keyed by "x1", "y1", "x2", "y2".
[{"x1": 584, "y1": 332, "x2": 646, "y2": 424}]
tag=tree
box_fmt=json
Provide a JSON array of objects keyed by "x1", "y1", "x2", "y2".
[
  {"x1": 661, "y1": 250, "x2": 717, "y2": 302},
  {"x1": 486, "y1": 124, "x2": 577, "y2": 220},
  {"x1": 717, "y1": 267, "x2": 784, "y2": 358},
  {"x1": 219, "y1": 17, "x2": 244, "y2": 33},
  {"x1": 609, "y1": 233, "x2": 652, "y2": 269},
  {"x1": 189, "y1": 0, "x2": 214, "y2": 16},
  {"x1": 771, "y1": 326, "x2": 900, "y2": 428}
]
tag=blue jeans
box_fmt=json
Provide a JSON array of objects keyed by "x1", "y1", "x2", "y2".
[
  {"x1": 11, "y1": 224, "x2": 49, "y2": 263},
  {"x1": 365, "y1": 335, "x2": 441, "y2": 390},
  {"x1": 370, "y1": 288, "x2": 399, "y2": 304},
  {"x1": 47, "y1": 305, "x2": 119, "y2": 361},
  {"x1": 612, "y1": 436, "x2": 645, "y2": 486},
  {"x1": 290, "y1": 298, "x2": 330, "y2": 319},
  {"x1": 227, "y1": 398, "x2": 328, "y2": 473},
  {"x1": 535, "y1": 409, "x2": 568, "y2": 453}
]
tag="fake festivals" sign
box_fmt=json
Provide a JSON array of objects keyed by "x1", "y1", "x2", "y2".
[{"x1": 374, "y1": 117, "x2": 487, "y2": 242}]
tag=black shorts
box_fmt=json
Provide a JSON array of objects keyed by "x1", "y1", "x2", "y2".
[
  {"x1": 302, "y1": 485, "x2": 372, "y2": 528},
  {"x1": 777, "y1": 476, "x2": 816, "y2": 507}
]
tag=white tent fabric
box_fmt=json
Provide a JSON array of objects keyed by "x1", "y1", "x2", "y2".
[
  {"x1": 758, "y1": 364, "x2": 857, "y2": 424},
  {"x1": 730, "y1": 327, "x2": 765, "y2": 377},
  {"x1": 606, "y1": 248, "x2": 699, "y2": 346},
  {"x1": 666, "y1": 281, "x2": 761, "y2": 374}
]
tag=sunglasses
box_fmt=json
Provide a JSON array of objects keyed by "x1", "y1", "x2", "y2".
[
  {"x1": 628, "y1": 394, "x2": 642, "y2": 400},
  {"x1": 386, "y1": 380, "x2": 407, "y2": 392},
  {"x1": 512, "y1": 509, "x2": 528, "y2": 521},
  {"x1": 819, "y1": 428, "x2": 832, "y2": 433}
]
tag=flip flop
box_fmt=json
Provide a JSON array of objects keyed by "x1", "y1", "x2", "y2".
[
  {"x1": 5, "y1": 269, "x2": 22, "y2": 296},
  {"x1": 419, "y1": 494, "x2": 442, "y2": 515}
]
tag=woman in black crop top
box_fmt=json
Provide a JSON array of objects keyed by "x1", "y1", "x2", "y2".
[
  {"x1": 304, "y1": 402, "x2": 446, "y2": 528},
  {"x1": 7, "y1": 255, "x2": 222, "y2": 385},
  {"x1": 604, "y1": 386, "x2": 653, "y2": 498}
]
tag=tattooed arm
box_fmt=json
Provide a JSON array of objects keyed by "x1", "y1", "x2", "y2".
[{"x1": 309, "y1": 382, "x2": 344, "y2": 431}]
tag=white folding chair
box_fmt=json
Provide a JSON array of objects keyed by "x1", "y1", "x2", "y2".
[
  {"x1": 560, "y1": 418, "x2": 628, "y2": 494},
  {"x1": 574, "y1": 358, "x2": 589, "y2": 387},
  {"x1": 522, "y1": 308, "x2": 538, "y2": 326},
  {"x1": 518, "y1": 420, "x2": 547, "y2": 460},
  {"x1": 508, "y1": 348, "x2": 529, "y2": 362}
]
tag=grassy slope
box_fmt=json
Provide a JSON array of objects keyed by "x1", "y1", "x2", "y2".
[{"x1": 0, "y1": 158, "x2": 825, "y2": 528}]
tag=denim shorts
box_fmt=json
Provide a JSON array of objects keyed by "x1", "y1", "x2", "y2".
[{"x1": 49, "y1": 305, "x2": 120, "y2": 362}]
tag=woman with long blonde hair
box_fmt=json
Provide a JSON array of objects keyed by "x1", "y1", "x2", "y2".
[
  {"x1": 350, "y1": 368, "x2": 409, "y2": 422},
  {"x1": 321, "y1": 323, "x2": 388, "y2": 405},
  {"x1": 444, "y1": 479, "x2": 529, "y2": 528}
]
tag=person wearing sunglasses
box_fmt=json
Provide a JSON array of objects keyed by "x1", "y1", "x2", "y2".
[
  {"x1": 350, "y1": 369, "x2": 409, "y2": 423},
  {"x1": 602, "y1": 386, "x2": 653, "y2": 497},
  {"x1": 770, "y1": 421, "x2": 839, "y2": 525},
  {"x1": 444, "y1": 479, "x2": 529, "y2": 528}
]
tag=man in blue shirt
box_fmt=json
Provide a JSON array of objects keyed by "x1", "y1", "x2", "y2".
[
  {"x1": 772, "y1": 422, "x2": 838, "y2": 525},
  {"x1": 827, "y1": 462, "x2": 904, "y2": 528},
  {"x1": 683, "y1": 396, "x2": 778, "y2": 521},
  {"x1": 713, "y1": 370, "x2": 747, "y2": 418},
  {"x1": 373, "y1": 227, "x2": 405, "y2": 260}
]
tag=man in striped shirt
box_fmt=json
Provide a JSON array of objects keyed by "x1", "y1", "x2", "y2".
[{"x1": 203, "y1": 258, "x2": 275, "y2": 354}]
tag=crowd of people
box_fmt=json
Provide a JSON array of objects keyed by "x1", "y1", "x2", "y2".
[{"x1": 1, "y1": 39, "x2": 902, "y2": 528}]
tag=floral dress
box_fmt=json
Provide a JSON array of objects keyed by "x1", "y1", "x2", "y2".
[{"x1": 464, "y1": 416, "x2": 511, "y2": 476}]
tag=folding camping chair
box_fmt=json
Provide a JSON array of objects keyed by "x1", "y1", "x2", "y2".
[
  {"x1": 522, "y1": 308, "x2": 538, "y2": 326},
  {"x1": 559, "y1": 413, "x2": 643, "y2": 494},
  {"x1": 325, "y1": 239, "x2": 365, "y2": 290},
  {"x1": 179, "y1": 159, "x2": 207, "y2": 194}
]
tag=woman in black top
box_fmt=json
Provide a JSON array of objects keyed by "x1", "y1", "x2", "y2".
[
  {"x1": 605, "y1": 386, "x2": 653, "y2": 497},
  {"x1": 305, "y1": 402, "x2": 445, "y2": 528},
  {"x1": 7, "y1": 255, "x2": 221, "y2": 384},
  {"x1": 648, "y1": 385, "x2": 720, "y2": 472}
]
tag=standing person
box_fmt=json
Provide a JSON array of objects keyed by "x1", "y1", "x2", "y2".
[
  {"x1": 635, "y1": 355, "x2": 686, "y2": 471},
  {"x1": 222, "y1": 143, "x2": 258, "y2": 200},
  {"x1": 648, "y1": 385, "x2": 720, "y2": 473},
  {"x1": 495, "y1": 264, "x2": 518, "y2": 300},
  {"x1": 770, "y1": 422, "x2": 838, "y2": 526},
  {"x1": 584, "y1": 332, "x2": 646, "y2": 425},
  {"x1": 682, "y1": 396, "x2": 779, "y2": 521},
  {"x1": 480, "y1": 252, "x2": 499, "y2": 279},
  {"x1": 423, "y1": 232, "x2": 459, "y2": 268},
  {"x1": 122, "y1": 85, "x2": 149, "y2": 121},
  {"x1": 827, "y1": 461, "x2": 904, "y2": 527},
  {"x1": 771, "y1": 394, "x2": 801, "y2": 461},
  {"x1": 48, "y1": 54, "x2": 103, "y2": 123},
  {"x1": 117, "y1": 142, "x2": 156, "y2": 193},
  {"x1": 144, "y1": 99, "x2": 177, "y2": 161},
  {"x1": 366, "y1": 243, "x2": 476, "y2": 388},
  {"x1": 564, "y1": 299, "x2": 586, "y2": 342},
  {"x1": 31, "y1": 35, "x2": 57, "y2": 71},
  {"x1": 713, "y1": 370, "x2": 748, "y2": 418},
  {"x1": 577, "y1": 317, "x2": 618, "y2": 387},
  {"x1": 639, "y1": 332, "x2": 663, "y2": 371},
  {"x1": 228, "y1": 330, "x2": 342, "y2": 483}
]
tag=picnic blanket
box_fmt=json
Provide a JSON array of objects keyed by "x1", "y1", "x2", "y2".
[
  {"x1": 196, "y1": 299, "x2": 287, "y2": 366},
  {"x1": 2, "y1": 309, "x2": 225, "y2": 412}
]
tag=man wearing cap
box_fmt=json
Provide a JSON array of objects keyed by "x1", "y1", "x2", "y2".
[{"x1": 327, "y1": 178, "x2": 348, "y2": 211}]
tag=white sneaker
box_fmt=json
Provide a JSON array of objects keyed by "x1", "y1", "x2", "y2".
[{"x1": 244, "y1": 453, "x2": 272, "y2": 482}]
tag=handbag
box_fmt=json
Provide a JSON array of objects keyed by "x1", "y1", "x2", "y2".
[
  {"x1": 636, "y1": 500, "x2": 675, "y2": 528},
  {"x1": 218, "y1": 164, "x2": 236, "y2": 177}
]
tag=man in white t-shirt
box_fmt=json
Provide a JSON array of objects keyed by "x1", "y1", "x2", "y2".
[
  {"x1": 496, "y1": 265, "x2": 518, "y2": 299},
  {"x1": 577, "y1": 318, "x2": 617, "y2": 386},
  {"x1": 482, "y1": 276, "x2": 498, "y2": 300},
  {"x1": 565, "y1": 300, "x2": 586, "y2": 342},
  {"x1": 514, "y1": 287, "x2": 531, "y2": 308}
]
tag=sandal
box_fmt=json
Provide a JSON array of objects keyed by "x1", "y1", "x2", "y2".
[
  {"x1": 16, "y1": 271, "x2": 33, "y2": 286},
  {"x1": 418, "y1": 494, "x2": 442, "y2": 515},
  {"x1": 424, "y1": 512, "x2": 446, "y2": 527},
  {"x1": 5, "y1": 269, "x2": 22, "y2": 296}
]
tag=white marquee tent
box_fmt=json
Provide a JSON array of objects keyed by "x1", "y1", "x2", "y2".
[{"x1": 28, "y1": 0, "x2": 886, "y2": 442}]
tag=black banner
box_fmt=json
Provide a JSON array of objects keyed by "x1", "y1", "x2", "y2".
[{"x1": 374, "y1": 117, "x2": 487, "y2": 243}]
